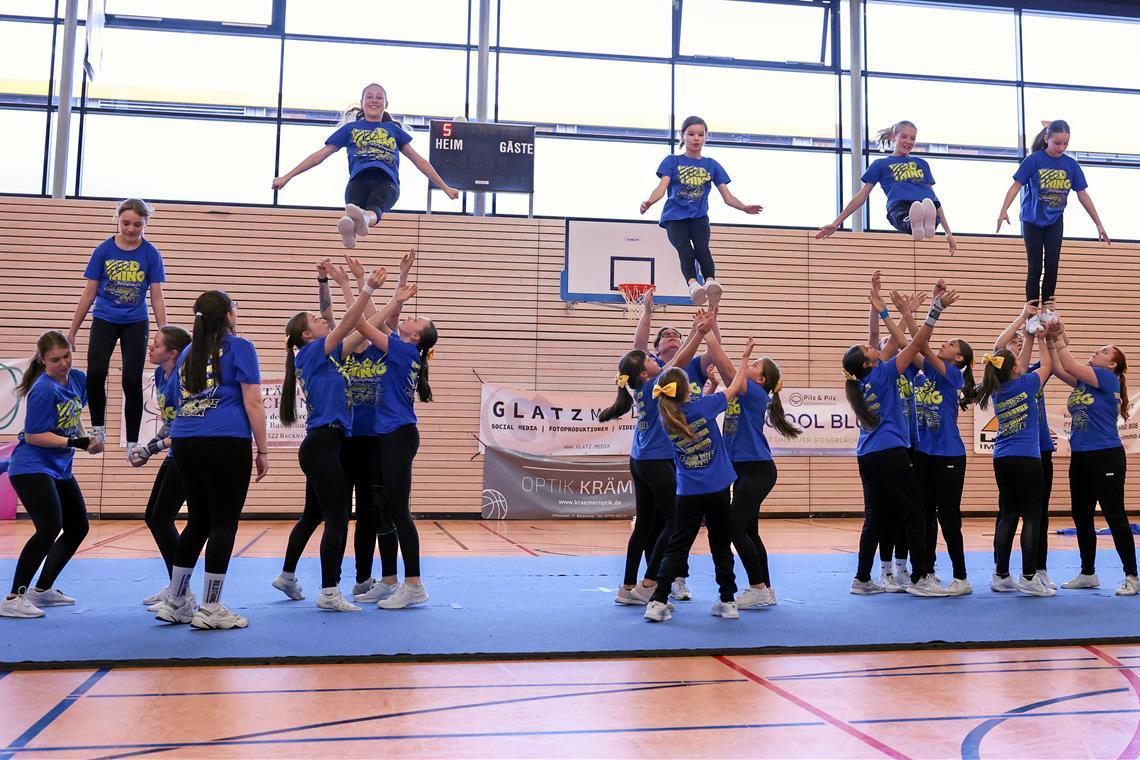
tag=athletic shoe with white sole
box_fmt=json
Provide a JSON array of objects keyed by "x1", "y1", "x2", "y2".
[
  {"x1": 1115, "y1": 576, "x2": 1140, "y2": 596},
  {"x1": 909, "y1": 201, "x2": 926, "y2": 241},
  {"x1": 882, "y1": 573, "x2": 903, "y2": 593},
  {"x1": 377, "y1": 583, "x2": 429, "y2": 609},
  {"x1": 344, "y1": 203, "x2": 370, "y2": 238},
  {"x1": 704, "y1": 278, "x2": 724, "y2": 305},
  {"x1": 945, "y1": 578, "x2": 973, "y2": 596},
  {"x1": 615, "y1": 586, "x2": 647, "y2": 606},
  {"x1": 688, "y1": 281, "x2": 708, "y2": 306},
  {"x1": 1034, "y1": 570, "x2": 1058, "y2": 591},
  {"x1": 26, "y1": 587, "x2": 75, "y2": 607},
  {"x1": 990, "y1": 573, "x2": 1018, "y2": 592},
  {"x1": 921, "y1": 198, "x2": 937, "y2": 238},
  {"x1": 1061, "y1": 573, "x2": 1100, "y2": 590},
  {"x1": 191, "y1": 603, "x2": 248, "y2": 630},
  {"x1": 630, "y1": 583, "x2": 656, "y2": 604},
  {"x1": 644, "y1": 600, "x2": 672, "y2": 622},
  {"x1": 272, "y1": 574, "x2": 305, "y2": 600},
  {"x1": 317, "y1": 588, "x2": 361, "y2": 612},
  {"x1": 0, "y1": 592, "x2": 43, "y2": 618},
  {"x1": 336, "y1": 216, "x2": 357, "y2": 249},
  {"x1": 670, "y1": 577, "x2": 692, "y2": 601},
  {"x1": 906, "y1": 575, "x2": 949, "y2": 597},
  {"x1": 143, "y1": 587, "x2": 169, "y2": 606},
  {"x1": 352, "y1": 578, "x2": 377, "y2": 596},
  {"x1": 735, "y1": 586, "x2": 775, "y2": 609},
  {"x1": 711, "y1": 600, "x2": 739, "y2": 619},
  {"x1": 148, "y1": 589, "x2": 196, "y2": 613},
  {"x1": 851, "y1": 578, "x2": 885, "y2": 595},
  {"x1": 1017, "y1": 575, "x2": 1056, "y2": 597},
  {"x1": 155, "y1": 597, "x2": 196, "y2": 624},
  {"x1": 354, "y1": 581, "x2": 398, "y2": 603}
]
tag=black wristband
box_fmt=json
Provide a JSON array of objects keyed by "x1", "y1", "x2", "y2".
[
  {"x1": 317, "y1": 277, "x2": 329, "y2": 283},
  {"x1": 67, "y1": 437, "x2": 91, "y2": 450}
]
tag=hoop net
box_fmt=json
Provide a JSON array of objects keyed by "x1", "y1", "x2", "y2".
[{"x1": 617, "y1": 283, "x2": 655, "y2": 321}]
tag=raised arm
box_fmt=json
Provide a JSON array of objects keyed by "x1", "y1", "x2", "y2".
[
  {"x1": 1033, "y1": 329, "x2": 1054, "y2": 385},
  {"x1": 723, "y1": 338, "x2": 756, "y2": 402},
  {"x1": 632, "y1": 290, "x2": 654, "y2": 351},
  {"x1": 640, "y1": 176, "x2": 670, "y2": 215},
  {"x1": 1075, "y1": 190, "x2": 1110, "y2": 244},
  {"x1": 324, "y1": 266, "x2": 387, "y2": 355},
  {"x1": 272, "y1": 144, "x2": 338, "y2": 190},
  {"x1": 354, "y1": 284, "x2": 418, "y2": 354},
  {"x1": 385, "y1": 249, "x2": 416, "y2": 331},
  {"x1": 1015, "y1": 331, "x2": 1035, "y2": 377},
  {"x1": 316, "y1": 258, "x2": 336, "y2": 328},
  {"x1": 67, "y1": 279, "x2": 99, "y2": 347},
  {"x1": 816, "y1": 182, "x2": 874, "y2": 239},
  {"x1": 716, "y1": 184, "x2": 761, "y2": 215},
  {"x1": 400, "y1": 144, "x2": 459, "y2": 199},
  {"x1": 994, "y1": 302, "x2": 1036, "y2": 352},
  {"x1": 867, "y1": 271, "x2": 882, "y2": 346},
  {"x1": 996, "y1": 180, "x2": 1022, "y2": 233},
  {"x1": 664, "y1": 309, "x2": 715, "y2": 372},
  {"x1": 343, "y1": 255, "x2": 378, "y2": 320},
  {"x1": 1049, "y1": 319, "x2": 1098, "y2": 387},
  {"x1": 702, "y1": 330, "x2": 737, "y2": 385}
]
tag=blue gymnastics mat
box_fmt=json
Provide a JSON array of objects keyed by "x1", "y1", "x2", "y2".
[{"x1": 0, "y1": 551, "x2": 1136, "y2": 669}]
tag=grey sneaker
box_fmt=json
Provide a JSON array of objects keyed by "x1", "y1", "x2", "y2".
[
  {"x1": 851, "y1": 578, "x2": 885, "y2": 595},
  {"x1": 0, "y1": 592, "x2": 43, "y2": 619},
  {"x1": 377, "y1": 583, "x2": 429, "y2": 609},
  {"x1": 990, "y1": 573, "x2": 1018, "y2": 592},
  {"x1": 317, "y1": 588, "x2": 362, "y2": 612},
  {"x1": 670, "y1": 577, "x2": 692, "y2": 601},
  {"x1": 355, "y1": 581, "x2": 398, "y2": 603},
  {"x1": 906, "y1": 575, "x2": 949, "y2": 597},
  {"x1": 1115, "y1": 576, "x2": 1140, "y2": 596},
  {"x1": 735, "y1": 586, "x2": 775, "y2": 609},
  {"x1": 615, "y1": 585, "x2": 647, "y2": 606},
  {"x1": 1017, "y1": 575, "x2": 1056, "y2": 597},
  {"x1": 1061, "y1": 573, "x2": 1100, "y2": 590},
  {"x1": 26, "y1": 587, "x2": 75, "y2": 607},
  {"x1": 190, "y1": 602, "x2": 249, "y2": 630},
  {"x1": 352, "y1": 578, "x2": 377, "y2": 596},
  {"x1": 644, "y1": 600, "x2": 672, "y2": 622},
  {"x1": 945, "y1": 578, "x2": 973, "y2": 596},
  {"x1": 272, "y1": 574, "x2": 305, "y2": 601},
  {"x1": 711, "y1": 600, "x2": 739, "y2": 619},
  {"x1": 155, "y1": 597, "x2": 196, "y2": 624}
]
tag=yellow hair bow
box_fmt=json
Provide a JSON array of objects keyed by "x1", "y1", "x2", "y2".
[
  {"x1": 614, "y1": 374, "x2": 629, "y2": 388},
  {"x1": 426, "y1": 348, "x2": 436, "y2": 362},
  {"x1": 982, "y1": 353, "x2": 1005, "y2": 370},
  {"x1": 772, "y1": 379, "x2": 783, "y2": 395},
  {"x1": 842, "y1": 370, "x2": 858, "y2": 382},
  {"x1": 652, "y1": 382, "x2": 677, "y2": 399}
]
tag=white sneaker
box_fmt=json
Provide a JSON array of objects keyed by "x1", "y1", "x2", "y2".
[
  {"x1": 148, "y1": 589, "x2": 196, "y2": 613},
  {"x1": 704, "y1": 278, "x2": 724, "y2": 305},
  {"x1": 377, "y1": 583, "x2": 429, "y2": 609},
  {"x1": 191, "y1": 602, "x2": 249, "y2": 630},
  {"x1": 921, "y1": 198, "x2": 937, "y2": 238},
  {"x1": 909, "y1": 201, "x2": 926, "y2": 241},
  {"x1": 735, "y1": 586, "x2": 775, "y2": 609},
  {"x1": 851, "y1": 578, "x2": 885, "y2": 595},
  {"x1": 906, "y1": 575, "x2": 949, "y2": 597},
  {"x1": 26, "y1": 587, "x2": 75, "y2": 607},
  {"x1": 352, "y1": 578, "x2": 377, "y2": 596},
  {"x1": 336, "y1": 215, "x2": 357, "y2": 249},
  {"x1": 615, "y1": 586, "x2": 647, "y2": 606},
  {"x1": 355, "y1": 581, "x2": 398, "y2": 603},
  {"x1": 1115, "y1": 576, "x2": 1140, "y2": 596},
  {"x1": 990, "y1": 573, "x2": 1018, "y2": 592},
  {"x1": 881, "y1": 573, "x2": 903, "y2": 593},
  {"x1": 670, "y1": 577, "x2": 692, "y2": 601},
  {"x1": 317, "y1": 588, "x2": 361, "y2": 612},
  {"x1": 1025, "y1": 315, "x2": 1043, "y2": 335},
  {"x1": 0, "y1": 592, "x2": 44, "y2": 618},
  {"x1": 894, "y1": 564, "x2": 912, "y2": 588},
  {"x1": 688, "y1": 281, "x2": 708, "y2": 306},
  {"x1": 1061, "y1": 573, "x2": 1100, "y2": 590},
  {"x1": 644, "y1": 600, "x2": 672, "y2": 622},
  {"x1": 272, "y1": 574, "x2": 305, "y2": 601},
  {"x1": 155, "y1": 596, "x2": 196, "y2": 624},
  {"x1": 945, "y1": 578, "x2": 973, "y2": 596},
  {"x1": 143, "y1": 586, "x2": 169, "y2": 606},
  {"x1": 711, "y1": 600, "x2": 739, "y2": 619},
  {"x1": 1017, "y1": 575, "x2": 1056, "y2": 597},
  {"x1": 344, "y1": 203, "x2": 370, "y2": 237},
  {"x1": 1035, "y1": 570, "x2": 1058, "y2": 591},
  {"x1": 630, "y1": 583, "x2": 656, "y2": 604}
]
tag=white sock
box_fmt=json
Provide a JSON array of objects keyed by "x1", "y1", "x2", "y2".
[
  {"x1": 169, "y1": 566, "x2": 194, "y2": 601},
  {"x1": 881, "y1": 561, "x2": 892, "y2": 575},
  {"x1": 280, "y1": 571, "x2": 296, "y2": 581},
  {"x1": 203, "y1": 572, "x2": 225, "y2": 605}
]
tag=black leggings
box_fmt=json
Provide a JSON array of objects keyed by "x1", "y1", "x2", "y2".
[
  {"x1": 916, "y1": 452, "x2": 967, "y2": 580},
  {"x1": 170, "y1": 437, "x2": 252, "y2": 575},
  {"x1": 9, "y1": 474, "x2": 89, "y2": 594},
  {"x1": 1070, "y1": 447, "x2": 1137, "y2": 577},
  {"x1": 345, "y1": 168, "x2": 400, "y2": 223},
  {"x1": 1039, "y1": 450, "x2": 1053, "y2": 570},
  {"x1": 624, "y1": 458, "x2": 671, "y2": 586},
  {"x1": 664, "y1": 216, "x2": 714, "y2": 282},
  {"x1": 144, "y1": 456, "x2": 186, "y2": 576},
  {"x1": 283, "y1": 426, "x2": 349, "y2": 588},
  {"x1": 87, "y1": 317, "x2": 148, "y2": 442},
  {"x1": 856, "y1": 447, "x2": 928, "y2": 582},
  {"x1": 340, "y1": 435, "x2": 399, "y2": 581},
  {"x1": 650, "y1": 488, "x2": 736, "y2": 603},
  {"x1": 1023, "y1": 219, "x2": 1063, "y2": 303},
  {"x1": 731, "y1": 460, "x2": 776, "y2": 587},
  {"x1": 876, "y1": 447, "x2": 916, "y2": 564},
  {"x1": 377, "y1": 424, "x2": 421, "y2": 578},
  {"x1": 993, "y1": 456, "x2": 1044, "y2": 577}
]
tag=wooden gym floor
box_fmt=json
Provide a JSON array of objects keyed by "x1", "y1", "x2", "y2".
[{"x1": 0, "y1": 517, "x2": 1137, "y2": 759}]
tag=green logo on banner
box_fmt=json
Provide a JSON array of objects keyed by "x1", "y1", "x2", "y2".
[{"x1": 0, "y1": 361, "x2": 26, "y2": 432}]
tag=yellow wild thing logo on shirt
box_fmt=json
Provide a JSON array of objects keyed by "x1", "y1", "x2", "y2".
[
  {"x1": 351, "y1": 127, "x2": 397, "y2": 164},
  {"x1": 1038, "y1": 169, "x2": 1072, "y2": 191},
  {"x1": 56, "y1": 397, "x2": 83, "y2": 433},
  {"x1": 888, "y1": 162, "x2": 926, "y2": 182},
  {"x1": 677, "y1": 165, "x2": 712, "y2": 200},
  {"x1": 340, "y1": 354, "x2": 386, "y2": 408},
  {"x1": 104, "y1": 259, "x2": 146, "y2": 283}
]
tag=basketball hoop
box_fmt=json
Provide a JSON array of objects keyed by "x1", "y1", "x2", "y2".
[{"x1": 618, "y1": 283, "x2": 655, "y2": 321}]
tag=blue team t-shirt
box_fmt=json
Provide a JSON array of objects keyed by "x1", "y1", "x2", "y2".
[
  {"x1": 855, "y1": 360, "x2": 910, "y2": 456},
  {"x1": 724, "y1": 379, "x2": 773, "y2": 463},
  {"x1": 1013, "y1": 151, "x2": 1088, "y2": 228},
  {"x1": 992, "y1": 373, "x2": 1042, "y2": 459},
  {"x1": 657, "y1": 154, "x2": 730, "y2": 226},
  {"x1": 153, "y1": 365, "x2": 178, "y2": 459},
  {"x1": 326, "y1": 119, "x2": 413, "y2": 186},
  {"x1": 915, "y1": 360, "x2": 965, "y2": 457},
  {"x1": 652, "y1": 354, "x2": 708, "y2": 398},
  {"x1": 343, "y1": 345, "x2": 386, "y2": 437},
  {"x1": 170, "y1": 335, "x2": 261, "y2": 440},
  {"x1": 903, "y1": 365, "x2": 920, "y2": 448},
  {"x1": 630, "y1": 375, "x2": 673, "y2": 461},
  {"x1": 83, "y1": 237, "x2": 165, "y2": 325},
  {"x1": 9, "y1": 369, "x2": 88, "y2": 480},
  {"x1": 1068, "y1": 366, "x2": 1123, "y2": 452},
  {"x1": 862, "y1": 155, "x2": 938, "y2": 207},
  {"x1": 295, "y1": 339, "x2": 351, "y2": 431},
  {"x1": 662, "y1": 393, "x2": 737, "y2": 496},
  {"x1": 377, "y1": 334, "x2": 421, "y2": 434},
  {"x1": 1028, "y1": 361, "x2": 1055, "y2": 454}
]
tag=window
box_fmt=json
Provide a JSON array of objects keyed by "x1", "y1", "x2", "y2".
[
  {"x1": 681, "y1": 0, "x2": 831, "y2": 65},
  {"x1": 106, "y1": 1, "x2": 273, "y2": 26},
  {"x1": 0, "y1": 109, "x2": 48, "y2": 193},
  {"x1": 1023, "y1": 88, "x2": 1140, "y2": 159},
  {"x1": 284, "y1": 0, "x2": 469, "y2": 44},
  {"x1": 703, "y1": 147, "x2": 836, "y2": 229},
  {"x1": 1067, "y1": 165, "x2": 1139, "y2": 241},
  {"x1": 0, "y1": 20, "x2": 55, "y2": 104},
  {"x1": 865, "y1": 78, "x2": 1019, "y2": 153},
  {"x1": 1022, "y1": 12, "x2": 1140, "y2": 90},
  {"x1": 498, "y1": 0, "x2": 670, "y2": 57},
  {"x1": 866, "y1": 2, "x2": 1015, "y2": 80}
]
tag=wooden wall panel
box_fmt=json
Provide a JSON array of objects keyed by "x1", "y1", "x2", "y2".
[{"x1": 1, "y1": 197, "x2": 1136, "y2": 517}]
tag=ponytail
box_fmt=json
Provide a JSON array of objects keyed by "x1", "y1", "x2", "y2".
[
  {"x1": 955, "y1": 339, "x2": 978, "y2": 411},
  {"x1": 599, "y1": 350, "x2": 649, "y2": 423},
  {"x1": 876, "y1": 119, "x2": 916, "y2": 151},
  {"x1": 760, "y1": 357, "x2": 802, "y2": 440},
  {"x1": 415, "y1": 321, "x2": 438, "y2": 403},
  {"x1": 974, "y1": 349, "x2": 1015, "y2": 411},
  {"x1": 280, "y1": 312, "x2": 308, "y2": 427},
  {"x1": 1031, "y1": 119, "x2": 1070, "y2": 153},
  {"x1": 16, "y1": 330, "x2": 71, "y2": 397},
  {"x1": 182, "y1": 291, "x2": 233, "y2": 394},
  {"x1": 656, "y1": 367, "x2": 694, "y2": 441},
  {"x1": 842, "y1": 345, "x2": 879, "y2": 430},
  {"x1": 1110, "y1": 347, "x2": 1129, "y2": 421}
]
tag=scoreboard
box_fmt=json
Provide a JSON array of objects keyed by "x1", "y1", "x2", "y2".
[{"x1": 428, "y1": 121, "x2": 535, "y2": 193}]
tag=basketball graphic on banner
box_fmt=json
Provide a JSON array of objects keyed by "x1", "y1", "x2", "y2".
[{"x1": 481, "y1": 489, "x2": 509, "y2": 519}]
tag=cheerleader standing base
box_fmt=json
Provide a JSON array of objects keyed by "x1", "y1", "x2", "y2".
[{"x1": 0, "y1": 552, "x2": 1134, "y2": 669}]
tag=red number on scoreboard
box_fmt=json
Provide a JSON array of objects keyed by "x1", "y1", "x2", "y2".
[{"x1": 443, "y1": 123, "x2": 452, "y2": 137}]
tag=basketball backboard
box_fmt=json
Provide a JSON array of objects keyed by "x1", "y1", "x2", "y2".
[{"x1": 561, "y1": 219, "x2": 693, "y2": 307}]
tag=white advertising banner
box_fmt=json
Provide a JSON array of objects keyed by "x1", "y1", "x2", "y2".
[
  {"x1": 974, "y1": 389, "x2": 1140, "y2": 455},
  {"x1": 480, "y1": 382, "x2": 635, "y2": 456},
  {"x1": 767, "y1": 388, "x2": 860, "y2": 456}
]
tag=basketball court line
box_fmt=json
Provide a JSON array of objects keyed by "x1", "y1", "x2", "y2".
[
  {"x1": 433, "y1": 521, "x2": 469, "y2": 550},
  {"x1": 476, "y1": 522, "x2": 539, "y2": 556},
  {"x1": 76, "y1": 527, "x2": 149, "y2": 555},
  {"x1": 1085, "y1": 645, "x2": 1140, "y2": 760},
  {"x1": 2, "y1": 668, "x2": 110, "y2": 757},
  {"x1": 233, "y1": 528, "x2": 270, "y2": 558}
]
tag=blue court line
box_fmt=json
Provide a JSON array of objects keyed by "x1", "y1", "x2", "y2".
[
  {"x1": 12, "y1": 705, "x2": 1140, "y2": 756},
  {"x1": 2, "y1": 668, "x2": 111, "y2": 757},
  {"x1": 85, "y1": 677, "x2": 747, "y2": 700},
  {"x1": 768, "y1": 655, "x2": 1099, "y2": 681},
  {"x1": 232, "y1": 528, "x2": 269, "y2": 559},
  {"x1": 774, "y1": 663, "x2": 1140, "y2": 682},
  {"x1": 960, "y1": 688, "x2": 1127, "y2": 760}
]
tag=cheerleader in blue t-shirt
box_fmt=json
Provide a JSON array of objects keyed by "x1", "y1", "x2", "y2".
[
  {"x1": 0, "y1": 331, "x2": 104, "y2": 619},
  {"x1": 996, "y1": 120, "x2": 1110, "y2": 319},
  {"x1": 640, "y1": 116, "x2": 763, "y2": 307},
  {"x1": 1045, "y1": 317, "x2": 1138, "y2": 596},
  {"x1": 272, "y1": 83, "x2": 459, "y2": 249},
  {"x1": 818, "y1": 121, "x2": 957, "y2": 255}
]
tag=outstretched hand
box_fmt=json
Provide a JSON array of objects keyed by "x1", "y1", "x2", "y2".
[
  {"x1": 907, "y1": 291, "x2": 928, "y2": 312},
  {"x1": 693, "y1": 306, "x2": 718, "y2": 335},
  {"x1": 741, "y1": 204, "x2": 763, "y2": 215},
  {"x1": 740, "y1": 338, "x2": 756, "y2": 363},
  {"x1": 344, "y1": 254, "x2": 366, "y2": 281},
  {"x1": 395, "y1": 283, "x2": 418, "y2": 303},
  {"x1": 400, "y1": 248, "x2": 417, "y2": 277},
  {"x1": 868, "y1": 288, "x2": 886, "y2": 314},
  {"x1": 939, "y1": 289, "x2": 961, "y2": 308},
  {"x1": 327, "y1": 262, "x2": 350, "y2": 286},
  {"x1": 365, "y1": 266, "x2": 388, "y2": 291},
  {"x1": 815, "y1": 223, "x2": 839, "y2": 240}
]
